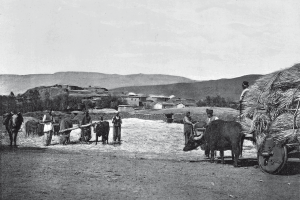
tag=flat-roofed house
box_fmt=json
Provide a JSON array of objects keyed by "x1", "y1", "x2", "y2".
[{"x1": 125, "y1": 93, "x2": 147, "y2": 107}]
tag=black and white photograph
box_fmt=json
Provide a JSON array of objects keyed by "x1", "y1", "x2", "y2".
[{"x1": 1, "y1": 0, "x2": 300, "y2": 199}]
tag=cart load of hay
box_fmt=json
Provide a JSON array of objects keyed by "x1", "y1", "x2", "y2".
[{"x1": 242, "y1": 64, "x2": 300, "y2": 150}]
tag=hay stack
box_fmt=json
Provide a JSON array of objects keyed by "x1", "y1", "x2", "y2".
[{"x1": 243, "y1": 64, "x2": 300, "y2": 147}]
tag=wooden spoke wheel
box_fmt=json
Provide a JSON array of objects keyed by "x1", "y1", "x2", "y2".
[{"x1": 257, "y1": 137, "x2": 288, "y2": 174}]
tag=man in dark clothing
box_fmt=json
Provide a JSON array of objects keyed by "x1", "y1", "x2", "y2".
[
  {"x1": 183, "y1": 111, "x2": 194, "y2": 145},
  {"x1": 204, "y1": 109, "x2": 219, "y2": 158},
  {"x1": 81, "y1": 111, "x2": 92, "y2": 142},
  {"x1": 112, "y1": 112, "x2": 122, "y2": 143}
]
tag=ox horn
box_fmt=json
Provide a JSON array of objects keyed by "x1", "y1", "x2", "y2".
[{"x1": 193, "y1": 133, "x2": 203, "y2": 140}]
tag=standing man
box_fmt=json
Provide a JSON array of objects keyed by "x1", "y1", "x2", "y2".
[
  {"x1": 43, "y1": 110, "x2": 54, "y2": 146},
  {"x1": 206, "y1": 109, "x2": 218, "y2": 126},
  {"x1": 204, "y1": 109, "x2": 219, "y2": 158},
  {"x1": 183, "y1": 111, "x2": 194, "y2": 145},
  {"x1": 239, "y1": 81, "x2": 250, "y2": 118},
  {"x1": 81, "y1": 111, "x2": 92, "y2": 142},
  {"x1": 112, "y1": 112, "x2": 122, "y2": 143}
]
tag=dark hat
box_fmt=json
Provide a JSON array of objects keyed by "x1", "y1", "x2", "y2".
[
  {"x1": 242, "y1": 81, "x2": 249, "y2": 86},
  {"x1": 206, "y1": 109, "x2": 213, "y2": 114}
]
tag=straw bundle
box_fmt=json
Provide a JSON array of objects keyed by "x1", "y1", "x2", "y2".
[{"x1": 242, "y1": 64, "x2": 300, "y2": 147}]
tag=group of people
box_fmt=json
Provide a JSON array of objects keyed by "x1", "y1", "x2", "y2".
[
  {"x1": 183, "y1": 108, "x2": 219, "y2": 157},
  {"x1": 183, "y1": 81, "x2": 250, "y2": 157},
  {"x1": 42, "y1": 110, "x2": 123, "y2": 146}
]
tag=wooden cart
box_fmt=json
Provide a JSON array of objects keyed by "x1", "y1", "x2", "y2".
[
  {"x1": 256, "y1": 106, "x2": 300, "y2": 174},
  {"x1": 257, "y1": 136, "x2": 299, "y2": 174}
]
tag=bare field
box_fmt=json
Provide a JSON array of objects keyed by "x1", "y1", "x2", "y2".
[{"x1": 1, "y1": 117, "x2": 299, "y2": 200}]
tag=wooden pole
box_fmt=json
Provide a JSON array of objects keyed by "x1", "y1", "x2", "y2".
[{"x1": 293, "y1": 100, "x2": 300, "y2": 130}]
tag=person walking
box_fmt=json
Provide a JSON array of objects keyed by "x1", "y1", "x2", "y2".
[
  {"x1": 43, "y1": 110, "x2": 54, "y2": 146},
  {"x1": 183, "y1": 111, "x2": 194, "y2": 145},
  {"x1": 112, "y1": 112, "x2": 122, "y2": 143}
]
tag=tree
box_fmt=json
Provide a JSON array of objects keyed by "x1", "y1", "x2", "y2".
[
  {"x1": 7, "y1": 91, "x2": 17, "y2": 112},
  {"x1": 43, "y1": 91, "x2": 51, "y2": 110},
  {"x1": 205, "y1": 96, "x2": 212, "y2": 106},
  {"x1": 196, "y1": 99, "x2": 206, "y2": 107}
]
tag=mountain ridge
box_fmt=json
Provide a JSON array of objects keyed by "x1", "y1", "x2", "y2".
[
  {"x1": 0, "y1": 72, "x2": 194, "y2": 95},
  {"x1": 111, "y1": 74, "x2": 262, "y2": 101}
]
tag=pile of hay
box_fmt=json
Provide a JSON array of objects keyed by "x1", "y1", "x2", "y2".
[{"x1": 243, "y1": 64, "x2": 300, "y2": 147}]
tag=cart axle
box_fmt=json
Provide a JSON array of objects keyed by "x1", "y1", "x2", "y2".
[{"x1": 261, "y1": 152, "x2": 273, "y2": 157}]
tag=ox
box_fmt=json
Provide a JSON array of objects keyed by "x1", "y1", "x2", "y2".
[
  {"x1": 25, "y1": 120, "x2": 44, "y2": 137},
  {"x1": 53, "y1": 123, "x2": 60, "y2": 135},
  {"x1": 94, "y1": 121, "x2": 110, "y2": 145},
  {"x1": 3, "y1": 112, "x2": 23, "y2": 146},
  {"x1": 183, "y1": 120, "x2": 244, "y2": 167},
  {"x1": 59, "y1": 118, "x2": 73, "y2": 145}
]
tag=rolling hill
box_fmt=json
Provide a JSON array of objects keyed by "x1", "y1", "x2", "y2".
[
  {"x1": 111, "y1": 74, "x2": 262, "y2": 101},
  {"x1": 0, "y1": 72, "x2": 194, "y2": 95}
]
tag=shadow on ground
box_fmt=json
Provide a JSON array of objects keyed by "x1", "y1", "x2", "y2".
[
  {"x1": 188, "y1": 157, "x2": 259, "y2": 167},
  {"x1": 0, "y1": 145, "x2": 47, "y2": 152},
  {"x1": 279, "y1": 159, "x2": 300, "y2": 175}
]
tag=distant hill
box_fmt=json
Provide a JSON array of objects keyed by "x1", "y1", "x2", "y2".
[
  {"x1": 111, "y1": 74, "x2": 262, "y2": 101},
  {"x1": 0, "y1": 72, "x2": 194, "y2": 95}
]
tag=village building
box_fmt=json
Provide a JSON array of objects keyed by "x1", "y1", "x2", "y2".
[
  {"x1": 167, "y1": 97, "x2": 197, "y2": 108},
  {"x1": 125, "y1": 93, "x2": 147, "y2": 107},
  {"x1": 175, "y1": 102, "x2": 197, "y2": 108},
  {"x1": 176, "y1": 103, "x2": 185, "y2": 109}
]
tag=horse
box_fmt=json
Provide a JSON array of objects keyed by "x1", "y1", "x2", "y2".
[{"x1": 4, "y1": 112, "x2": 24, "y2": 146}]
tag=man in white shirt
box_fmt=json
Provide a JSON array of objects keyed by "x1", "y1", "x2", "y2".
[
  {"x1": 239, "y1": 81, "x2": 250, "y2": 118},
  {"x1": 43, "y1": 110, "x2": 54, "y2": 146}
]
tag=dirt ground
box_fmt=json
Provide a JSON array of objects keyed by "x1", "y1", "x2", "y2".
[{"x1": 1, "y1": 145, "x2": 299, "y2": 200}]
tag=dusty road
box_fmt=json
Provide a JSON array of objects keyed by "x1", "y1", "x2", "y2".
[{"x1": 1, "y1": 146, "x2": 299, "y2": 200}]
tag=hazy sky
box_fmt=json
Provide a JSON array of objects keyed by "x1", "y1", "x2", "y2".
[{"x1": 1, "y1": 0, "x2": 300, "y2": 80}]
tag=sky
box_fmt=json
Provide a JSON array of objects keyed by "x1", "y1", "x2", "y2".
[{"x1": 1, "y1": 0, "x2": 300, "y2": 80}]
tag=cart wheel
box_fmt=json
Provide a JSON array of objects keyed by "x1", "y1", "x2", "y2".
[{"x1": 257, "y1": 137, "x2": 288, "y2": 174}]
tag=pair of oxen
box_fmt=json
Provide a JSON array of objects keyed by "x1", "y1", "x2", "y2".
[
  {"x1": 183, "y1": 119, "x2": 254, "y2": 167},
  {"x1": 79, "y1": 121, "x2": 110, "y2": 145},
  {"x1": 25, "y1": 117, "x2": 110, "y2": 145},
  {"x1": 42, "y1": 118, "x2": 110, "y2": 145}
]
